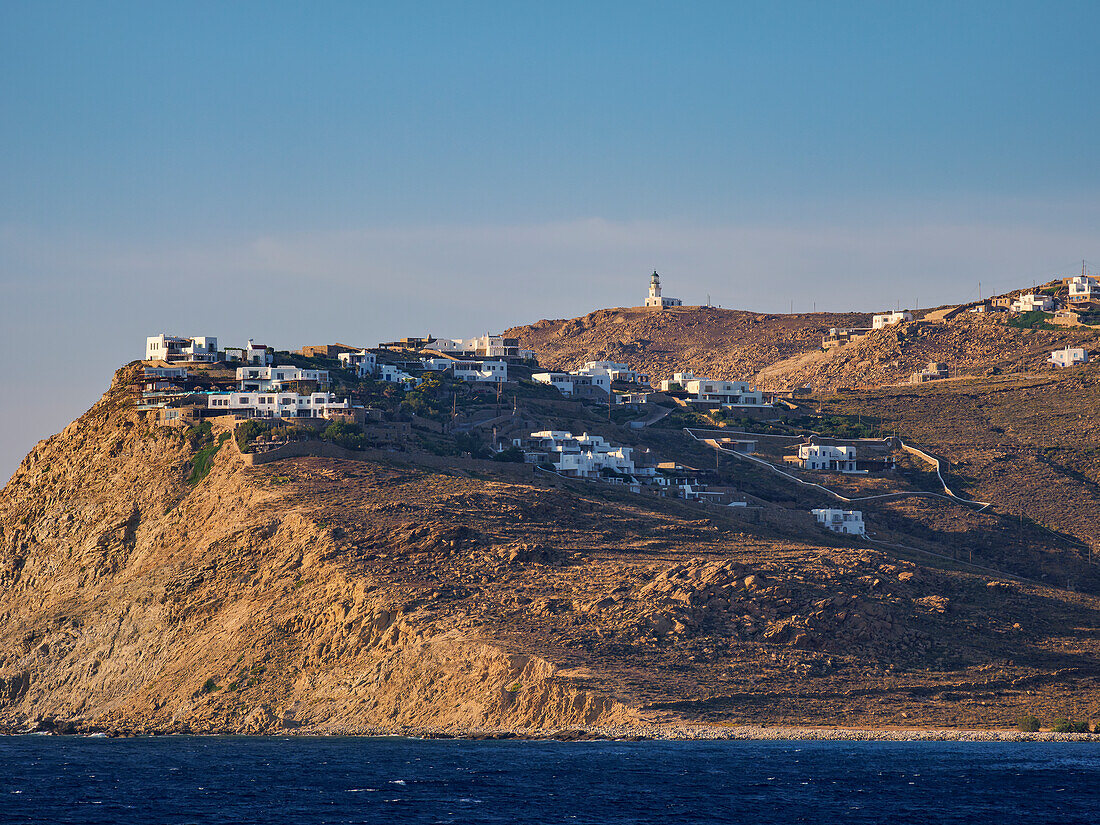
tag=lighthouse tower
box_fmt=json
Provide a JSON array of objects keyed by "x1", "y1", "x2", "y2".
[{"x1": 645, "y1": 271, "x2": 683, "y2": 309}]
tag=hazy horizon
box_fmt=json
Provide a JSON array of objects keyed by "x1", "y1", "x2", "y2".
[{"x1": 2, "y1": 1, "x2": 1098, "y2": 481}]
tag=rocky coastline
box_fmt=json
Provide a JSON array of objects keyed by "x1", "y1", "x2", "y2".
[{"x1": 4, "y1": 717, "x2": 1098, "y2": 743}]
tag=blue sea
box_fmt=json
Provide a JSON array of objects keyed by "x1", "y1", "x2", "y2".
[{"x1": 1, "y1": 737, "x2": 1098, "y2": 824}]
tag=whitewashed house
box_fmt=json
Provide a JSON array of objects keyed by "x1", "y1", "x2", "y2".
[
  {"x1": 236, "y1": 366, "x2": 329, "y2": 391},
  {"x1": 419, "y1": 357, "x2": 507, "y2": 382},
  {"x1": 338, "y1": 349, "x2": 378, "y2": 378},
  {"x1": 452, "y1": 360, "x2": 508, "y2": 383},
  {"x1": 1067, "y1": 275, "x2": 1100, "y2": 304},
  {"x1": 378, "y1": 364, "x2": 419, "y2": 385},
  {"x1": 425, "y1": 334, "x2": 535, "y2": 360},
  {"x1": 532, "y1": 372, "x2": 578, "y2": 394},
  {"x1": 1050, "y1": 347, "x2": 1089, "y2": 368},
  {"x1": 532, "y1": 370, "x2": 611, "y2": 397},
  {"x1": 207, "y1": 391, "x2": 346, "y2": 419},
  {"x1": 658, "y1": 372, "x2": 763, "y2": 406},
  {"x1": 145, "y1": 334, "x2": 219, "y2": 363},
  {"x1": 812, "y1": 508, "x2": 866, "y2": 536},
  {"x1": 645, "y1": 271, "x2": 683, "y2": 308},
  {"x1": 244, "y1": 339, "x2": 275, "y2": 366},
  {"x1": 872, "y1": 311, "x2": 912, "y2": 329},
  {"x1": 143, "y1": 365, "x2": 189, "y2": 379},
  {"x1": 580, "y1": 361, "x2": 650, "y2": 385},
  {"x1": 787, "y1": 444, "x2": 859, "y2": 473},
  {"x1": 1011, "y1": 293, "x2": 1054, "y2": 313},
  {"x1": 522, "y1": 431, "x2": 644, "y2": 479}
]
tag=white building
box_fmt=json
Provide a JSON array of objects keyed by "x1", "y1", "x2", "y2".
[
  {"x1": 143, "y1": 365, "x2": 189, "y2": 379},
  {"x1": 579, "y1": 361, "x2": 650, "y2": 385},
  {"x1": 145, "y1": 334, "x2": 219, "y2": 363},
  {"x1": 788, "y1": 444, "x2": 858, "y2": 473},
  {"x1": 378, "y1": 364, "x2": 419, "y2": 385},
  {"x1": 1011, "y1": 293, "x2": 1054, "y2": 313},
  {"x1": 338, "y1": 349, "x2": 378, "y2": 378},
  {"x1": 872, "y1": 311, "x2": 913, "y2": 329},
  {"x1": 452, "y1": 360, "x2": 507, "y2": 383},
  {"x1": 645, "y1": 271, "x2": 683, "y2": 309},
  {"x1": 245, "y1": 339, "x2": 274, "y2": 366},
  {"x1": 236, "y1": 365, "x2": 329, "y2": 391},
  {"x1": 1067, "y1": 276, "x2": 1100, "y2": 304},
  {"x1": 419, "y1": 357, "x2": 507, "y2": 382},
  {"x1": 812, "y1": 508, "x2": 866, "y2": 536},
  {"x1": 207, "y1": 391, "x2": 348, "y2": 419},
  {"x1": 1050, "y1": 347, "x2": 1089, "y2": 368},
  {"x1": 533, "y1": 370, "x2": 612, "y2": 397},
  {"x1": 522, "y1": 431, "x2": 644, "y2": 478},
  {"x1": 425, "y1": 334, "x2": 535, "y2": 360},
  {"x1": 658, "y1": 372, "x2": 763, "y2": 406}
]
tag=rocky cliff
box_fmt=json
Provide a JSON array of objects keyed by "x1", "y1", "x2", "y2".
[
  {"x1": 3, "y1": 366, "x2": 1100, "y2": 735},
  {"x1": 0, "y1": 367, "x2": 633, "y2": 734}
]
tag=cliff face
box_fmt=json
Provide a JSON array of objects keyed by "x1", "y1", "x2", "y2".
[
  {"x1": 4, "y1": 366, "x2": 1100, "y2": 735},
  {"x1": 0, "y1": 367, "x2": 633, "y2": 734}
]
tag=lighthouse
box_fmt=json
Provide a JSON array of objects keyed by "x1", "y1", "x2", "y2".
[{"x1": 645, "y1": 271, "x2": 683, "y2": 309}]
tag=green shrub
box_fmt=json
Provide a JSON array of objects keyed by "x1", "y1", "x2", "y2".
[
  {"x1": 234, "y1": 420, "x2": 269, "y2": 452},
  {"x1": 491, "y1": 446, "x2": 524, "y2": 463},
  {"x1": 185, "y1": 420, "x2": 214, "y2": 447},
  {"x1": 1049, "y1": 718, "x2": 1089, "y2": 733},
  {"x1": 201, "y1": 678, "x2": 219, "y2": 694},
  {"x1": 322, "y1": 421, "x2": 368, "y2": 450},
  {"x1": 1016, "y1": 715, "x2": 1040, "y2": 732},
  {"x1": 188, "y1": 432, "x2": 230, "y2": 486},
  {"x1": 1009, "y1": 311, "x2": 1055, "y2": 331}
]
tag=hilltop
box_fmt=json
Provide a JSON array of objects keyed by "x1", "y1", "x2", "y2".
[
  {"x1": 505, "y1": 305, "x2": 873, "y2": 383},
  {"x1": 507, "y1": 303, "x2": 1100, "y2": 391},
  {"x1": 2, "y1": 364, "x2": 1100, "y2": 736}
]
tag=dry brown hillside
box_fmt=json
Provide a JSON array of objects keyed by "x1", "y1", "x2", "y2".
[
  {"x1": 2, "y1": 366, "x2": 1100, "y2": 735},
  {"x1": 508, "y1": 305, "x2": 1100, "y2": 392},
  {"x1": 760, "y1": 315, "x2": 1100, "y2": 392},
  {"x1": 506, "y1": 306, "x2": 872, "y2": 382}
]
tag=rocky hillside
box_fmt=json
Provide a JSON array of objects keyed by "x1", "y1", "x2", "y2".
[
  {"x1": 506, "y1": 306, "x2": 872, "y2": 382},
  {"x1": 508, "y1": 305, "x2": 1100, "y2": 391},
  {"x1": 3, "y1": 367, "x2": 1100, "y2": 734},
  {"x1": 759, "y1": 315, "x2": 1100, "y2": 391}
]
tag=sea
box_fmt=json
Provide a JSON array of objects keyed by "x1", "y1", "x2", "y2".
[{"x1": 0, "y1": 737, "x2": 1097, "y2": 824}]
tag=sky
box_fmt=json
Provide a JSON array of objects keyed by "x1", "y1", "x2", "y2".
[{"x1": 1, "y1": 1, "x2": 1098, "y2": 480}]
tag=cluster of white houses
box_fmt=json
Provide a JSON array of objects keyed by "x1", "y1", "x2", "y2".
[
  {"x1": 514, "y1": 430, "x2": 747, "y2": 505},
  {"x1": 532, "y1": 361, "x2": 650, "y2": 401},
  {"x1": 379, "y1": 333, "x2": 536, "y2": 361},
  {"x1": 146, "y1": 335, "x2": 275, "y2": 366}
]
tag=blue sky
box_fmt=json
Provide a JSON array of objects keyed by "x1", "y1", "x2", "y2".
[{"x1": 2, "y1": 1, "x2": 1098, "y2": 479}]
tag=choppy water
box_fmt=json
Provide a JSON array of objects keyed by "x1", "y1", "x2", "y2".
[{"x1": 1, "y1": 736, "x2": 1098, "y2": 824}]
